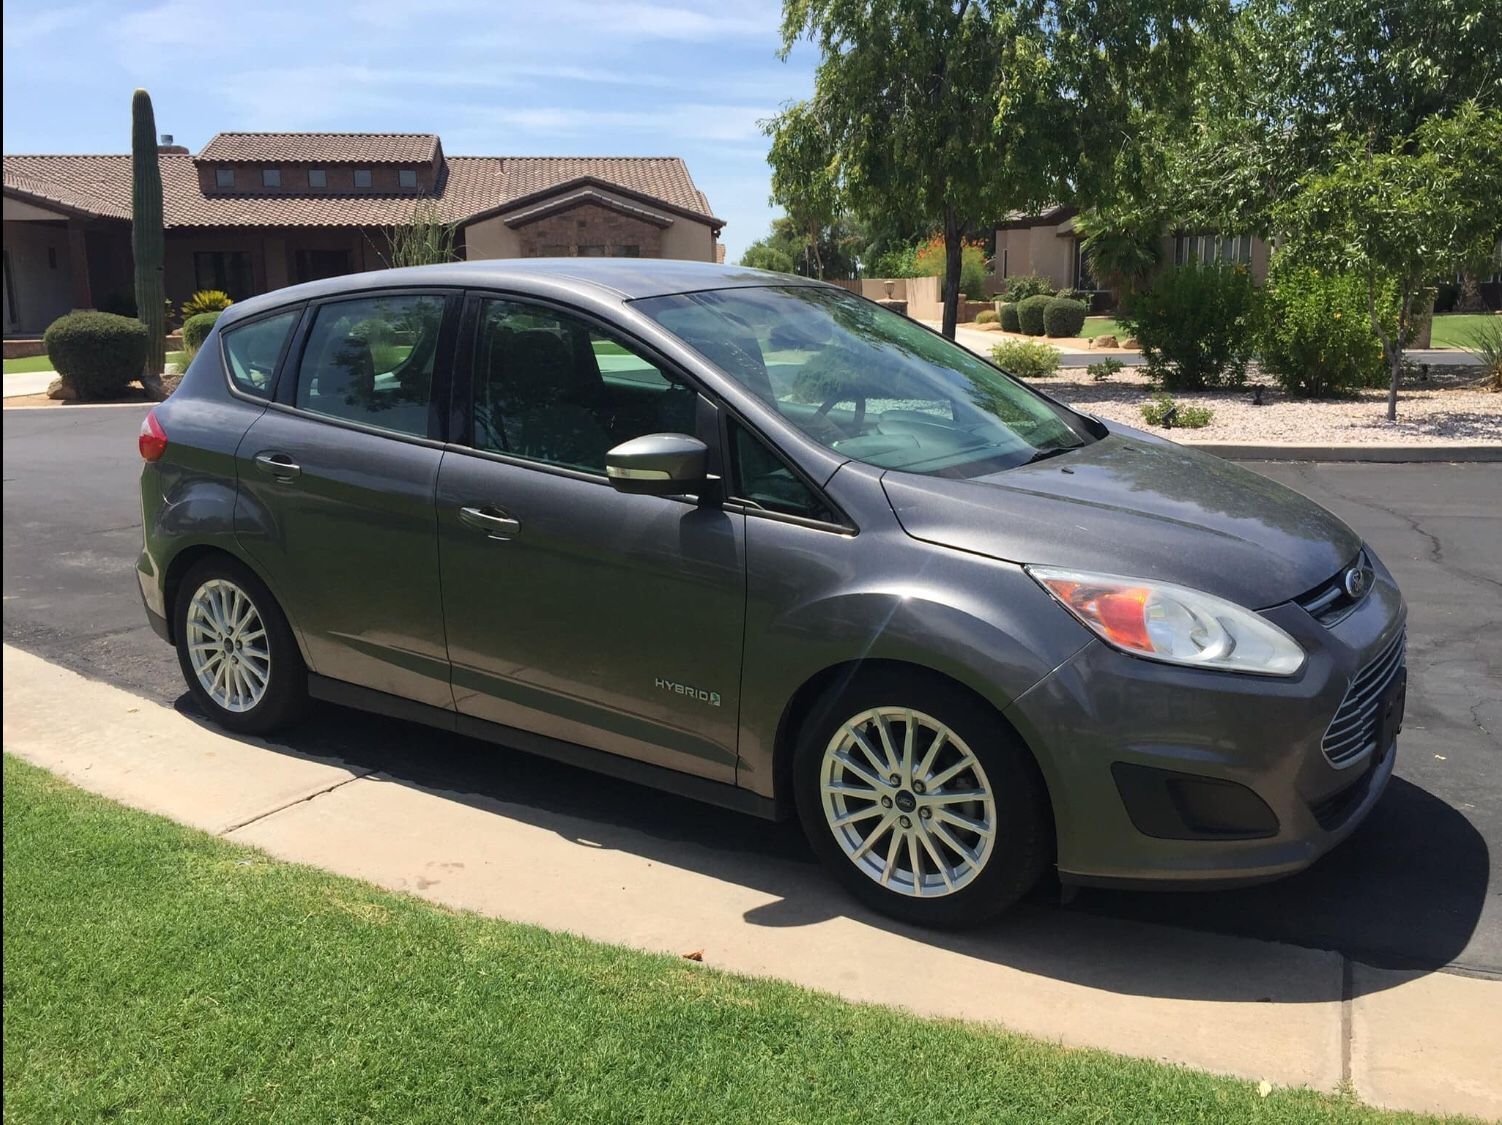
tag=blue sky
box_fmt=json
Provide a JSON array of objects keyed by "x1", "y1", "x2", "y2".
[{"x1": 1, "y1": 0, "x2": 817, "y2": 261}]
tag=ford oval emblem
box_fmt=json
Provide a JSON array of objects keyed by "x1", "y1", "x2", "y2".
[{"x1": 1343, "y1": 564, "x2": 1372, "y2": 600}]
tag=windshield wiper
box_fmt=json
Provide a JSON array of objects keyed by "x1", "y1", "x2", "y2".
[{"x1": 1021, "y1": 447, "x2": 1072, "y2": 466}]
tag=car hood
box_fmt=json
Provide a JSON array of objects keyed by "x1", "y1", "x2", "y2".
[{"x1": 880, "y1": 432, "x2": 1361, "y2": 608}]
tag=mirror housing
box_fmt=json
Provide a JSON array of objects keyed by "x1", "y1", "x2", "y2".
[{"x1": 606, "y1": 433, "x2": 711, "y2": 496}]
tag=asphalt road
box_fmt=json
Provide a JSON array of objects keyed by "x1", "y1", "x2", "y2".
[{"x1": 4, "y1": 404, "x2": 1499, "y2": 977}]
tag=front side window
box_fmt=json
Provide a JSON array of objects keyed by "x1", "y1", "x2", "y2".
[
  {"x1": 471, "y1": 299, "x2": 698, "y2": 475},
  {"x1": 729, "y1": 419, "x2": 837, "y2": 522},
  {"x1": 635, "y1": 286, "x2": 1095, "y2": 477},
  {"x1": 221, "y1": 309, "x2": 299, "y2": 398},
  {"x1": 353, "y1": 168, "x2": 373, "y2": 188},
  {"x1": 294, "y1": 293, "x2": 446, "y2": 437}
]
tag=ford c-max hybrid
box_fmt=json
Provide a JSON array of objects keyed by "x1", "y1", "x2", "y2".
[{"x1": 138, "y1": 260, "x2": 1406, "y2": 926}]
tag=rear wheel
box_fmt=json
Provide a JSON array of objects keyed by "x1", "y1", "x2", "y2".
[
  {"x1": 173, "y1": 556, "x2": 307, "y2": 735},
  {"x1": 794, "y1": 670, "x2": 1051, "y2": 927}
]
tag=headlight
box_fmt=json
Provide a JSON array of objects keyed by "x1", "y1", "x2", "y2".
[{"x1": 1026, "y1": 566, "x2": 1306, "y2": 677}]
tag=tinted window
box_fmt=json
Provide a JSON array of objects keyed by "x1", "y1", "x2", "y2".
[
  {"x1": 353, "y1": 169, "x2": 373, "y2": 188},
  {"x1": 194, "y1": 251, "x2": 253, "y2": 298},
  {"x1": 221, "y1": 310, "x2": 299, "y2": 398},
  {"x1": 398, "y1": 169, "x2": 418, "y2": 188},
  {"x1": 295, "y1": 294, "x2": 446, "y2": 436},
  {"x1": 472, "y1": 300, "x2": 698, "y2": 474},
  {"x1": 262, "y1": 168, "x2": 281, "y2": 187},
  {"x1": 729, "y1": 419, "x2": 837, "y2": 523},
  {"x1": 308, "y1": 168, "x2": 327, "y2": 188},
  {"x1": 215, "y1": 168, "x2": 234, "y2": 188},
  {"x1": 636, "y1": 286, "x2": 1096, "y2": 477}
]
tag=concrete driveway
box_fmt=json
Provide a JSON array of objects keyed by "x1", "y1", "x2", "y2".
[{"x1": 4, "y1": 403, "x2": 1501, "y2": 1114}]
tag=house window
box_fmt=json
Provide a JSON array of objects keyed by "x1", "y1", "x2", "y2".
[
  {"x1": 615, "y1": 245, "x2": 641, "y2": 258},
  {"x1": 193, "y1": 251, "x2": 255, "y2": 299},
  {"x1": 262, "y1": 168, "x2": 281, "y2": 188},
  {"x1": 47, "y1": 247, "x2": 58, "y2": 269},
  {"x1": 398, "y1": 169, "x2": 418, "y2": 189},
  {"x1": 308, "y1": 168, "x2": 327, "y2": 188},
  {"x1": 1072, "y1": 238, "x2": 1096, "y2": 291},
  {"x1": 215, "y1": 168, "x2": 235, "y2": 188},
  {"x1": 577, "y1": 245, "x2": 608, "y2": 257},
  {"x1": 999, "y1": 247, "x2": 1009, "y2": 279},
  {"x1": 1175, "y1": 233, "x2": 1253, "y2": 267},
  {"x1": 353, "y1": 169, "x2": 373, "y2": 188},
  {"x1": 294, "y1": 248, "x2": 353, "y2": 284}
]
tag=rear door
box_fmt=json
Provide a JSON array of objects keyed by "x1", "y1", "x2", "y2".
[
  {"x1": 435, "y1": 294, "x2": 745, "y2": 780},
  {"x1": 234, "y1": 288, "x2": 458, "y2": 709}
]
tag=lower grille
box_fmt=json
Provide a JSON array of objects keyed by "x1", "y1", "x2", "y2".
[{"x1": 1321, "y1": 629, "x2": 1405, "y2": 768}]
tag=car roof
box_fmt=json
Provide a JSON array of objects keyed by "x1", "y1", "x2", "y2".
[{"x1": 218, "y1": 258, "x2": 829, "y2": 324}]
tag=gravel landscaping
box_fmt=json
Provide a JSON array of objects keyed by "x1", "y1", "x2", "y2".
[{"x1": 1035, "y1": 366, "x2": 1502, "y2": 445}]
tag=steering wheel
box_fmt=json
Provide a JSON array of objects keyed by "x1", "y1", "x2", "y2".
[{"x1": 815, "y1": 392, "x2": 867, "y2": 437}]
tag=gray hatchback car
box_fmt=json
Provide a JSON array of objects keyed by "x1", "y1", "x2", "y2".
[{"x1": 138, "y1": 259, "x2": 1407, "y2": 926}]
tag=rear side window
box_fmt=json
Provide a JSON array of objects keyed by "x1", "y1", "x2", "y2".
[
  {"x1": 220, "y1": 310, "x2": 298, "y2": 398},
  {"x1": 294, "y1": 294, "x2": 446, "y2": 437}
]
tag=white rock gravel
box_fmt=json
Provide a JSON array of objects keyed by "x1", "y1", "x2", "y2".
[{"x1": 1035, "y1": 367, "x2": 1502, "y2": 445}]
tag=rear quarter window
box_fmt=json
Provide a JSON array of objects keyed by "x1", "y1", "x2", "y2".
[{"x1": 220, "y1": 310, "x2": 300, "y2": 398}]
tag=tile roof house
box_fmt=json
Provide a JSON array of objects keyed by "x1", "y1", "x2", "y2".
[{"x1": 2, "y1": 132, "x2": 723, "y2": 335}]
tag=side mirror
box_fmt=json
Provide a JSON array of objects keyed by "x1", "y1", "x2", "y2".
[{"x1": 606, "y1": 433, "x2": 711, "y2": 496}]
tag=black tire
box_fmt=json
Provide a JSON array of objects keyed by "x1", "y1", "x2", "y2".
[
  {"x1": 793, "y1": 668, "x2": 1052, "y2": 928},
  {"x1": 173, "y1": 554, "x2": 308, "y2": 735}
]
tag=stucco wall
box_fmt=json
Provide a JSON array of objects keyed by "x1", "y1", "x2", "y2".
[
  {"x1": 2, "y1": 219, "x2": 74, "y2": 334},
  {"x1": 994, "y1": 225, "x2": 1075, "y2": 290}
]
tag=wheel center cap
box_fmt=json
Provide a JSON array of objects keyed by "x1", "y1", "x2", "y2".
[{"x1": 895, "y1": 791, "x2": 917, "y2": 813}]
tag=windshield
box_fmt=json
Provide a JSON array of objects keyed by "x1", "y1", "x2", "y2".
[{"x1": 633, "y1": 285, "x2": 1096, "y2": 476}]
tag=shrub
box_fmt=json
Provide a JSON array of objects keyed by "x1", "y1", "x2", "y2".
[
  {"x1": 181, "y1": 289, "x2": 232, "y2": 318},
  {"x1": 1118, "y1": 263, "x2": 1256, "y2": 389},
  {"x1": 1141, "y1": 392, "x2": 1214, "y2": 429},
  {"x1": 1016, "y1": 294, "x2": 1051, "y2": 336},
  {"x1": 1463, "y1": 318, "x2": 1502, "y2": 391},
  {"x1": 43, "y1": 311, "x2": 148, "y2": 401},
  {"x1": 915, "y1": 235, "x2": 988, "y2": 299},
  {"x1": 1043, "y1": 297, "x2": 1088, "y2": 338},
  {"x1": 869, "y1": 244, "x2": 920, "y2": 278},
  {"x1": 1255, "y1": 266, "x2": 1388, "y2": 396},
  {"x1": 990, "y1": 338, "x2": 1060, "y2": 379},
  {"x1": 1087, "y1": 357, "x2": 1124, "y2": 381},
  {"x1": 998, "y1": 302, "x2": 1021, "y2": 333},
  {"x1": 974, "y1": 309, "x2": 999, "y2": 324},
  {"x1": 1001, "y1": 273, "x2": 1054, "y2": 301},
  {"x1": 181, "y1": 311, "x2": 222, "y2": 358}
]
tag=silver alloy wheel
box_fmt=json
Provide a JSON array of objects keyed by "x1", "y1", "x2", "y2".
[
  {"x1": 819, "y1": 707, "x2": 997, "y2": 897},
  {"x1": 185, "y1": 578, "x2": 271, "y2": 714}
]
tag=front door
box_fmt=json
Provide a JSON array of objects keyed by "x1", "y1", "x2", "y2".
[
  {"x1": 235, "y1": 289, "x2": 457, "y2": 708},
  {"x1": 435, "y1": 296, "x2": 745, "y2": 780}
]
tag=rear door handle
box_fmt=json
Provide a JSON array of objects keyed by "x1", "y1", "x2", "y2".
[
  {"x1": 254, "y1": 452, "x2": 301, "y2": 481},
  {"x1": 459, "y1": 505, "x2": 521, "y2": 540}
]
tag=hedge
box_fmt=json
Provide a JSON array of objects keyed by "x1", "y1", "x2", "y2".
[
  {"x1": 1043, "y1": 297, "x2": 1088, "y2": 338},
  {"x1": 998, "y1": 302, "x2": 1021, "y2": 333},
  {"x1": 181, "y1": 311, "x2": 222, "y2": 356},
  {"x1": 43, "y1": 311, "x2": 148, "y2": 401},
  {"x1": 1016, "y1": 295, "x2": 1051, "y2": 336}
]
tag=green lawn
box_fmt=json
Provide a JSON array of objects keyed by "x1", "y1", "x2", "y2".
[
  {"x1": 1429, "y1": 313, "x2": 1498, "y2": 349},
  {"x1": 2, "y1": 755, "x2": 1436, "y2": 1124},
  {"x1": 4, "y1": 352, "x2": 187, "y2": 376},
  {"x1": 1080, "y1": 316, "x2": 1124, "y2": 340}
]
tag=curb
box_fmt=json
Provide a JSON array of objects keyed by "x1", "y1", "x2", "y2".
[{"x1": 1182, "y1": 442, "x2": 1502, "y2": 463}]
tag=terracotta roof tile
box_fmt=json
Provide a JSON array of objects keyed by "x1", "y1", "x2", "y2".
[
  {"x1": 197, "y1": 132, "x2": 440, "y2": 164},
  {"x1": 3, "y1": 150, "x2": 721, "y2": 230}
]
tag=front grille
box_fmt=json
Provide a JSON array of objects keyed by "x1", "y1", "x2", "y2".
[
  {"x1": 1321, "y1": 628, "x2": 1405, "y2": 768},
  {"x1": 1310, "y1": 741, "x2": 1390, "y2": 830},
  {"x1": 1295, "y1": 550, "x2": 1371, "y2": 625}
]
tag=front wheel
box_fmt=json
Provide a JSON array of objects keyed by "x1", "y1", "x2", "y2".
[
  {"x1": 794, "y1": 671, "x2": 1051, "y2": 928},
  {"x1": 173, "y1": 556, "x2": 307, "y2": 735}
]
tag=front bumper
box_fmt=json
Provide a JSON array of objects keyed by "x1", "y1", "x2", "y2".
[{"x1": 1005, "y1": 557, "x2": 1406, "y2": 888}]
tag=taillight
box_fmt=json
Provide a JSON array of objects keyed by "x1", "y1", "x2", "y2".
[{"x1": 139, "y1": 409, "x2": 168, "y2": 462}]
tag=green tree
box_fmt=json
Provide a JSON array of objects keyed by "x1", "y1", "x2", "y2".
[
  {"x1": 1275, "y1": 103, "x2": 1502, "y2": 420},
  {"x1": 740, "y1": 239, "x2": 797, "y2": 273},
  {"x1": 765, "y1": 100, "x2": 842, "y2": 278},
  {"x1": 130, "y1": 89, "x2": 167, "y2": 399},
  {"x1": 772, "y1": 0, "x2": 1211, "y2": 339}
]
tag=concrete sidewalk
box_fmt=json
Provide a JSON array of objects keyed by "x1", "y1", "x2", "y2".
[
  {"x1": 3, "y1": 371, "x2": 56, "y2": 398},
  {"x1": 4, "y1": 643, "x2": 1498, "y2": 1118}
]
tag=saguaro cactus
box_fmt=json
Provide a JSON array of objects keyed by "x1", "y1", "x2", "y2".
[{"x1": 131, "y1": 88, "x2": 167, "y2": 397}]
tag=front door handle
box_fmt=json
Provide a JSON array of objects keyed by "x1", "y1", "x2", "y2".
[
  {"x1": 254, "y1": 451, "x2": 301, "y2": 481},
  {"x1": 459, "y1": 505, "x2": 521, "y2": 540}
]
